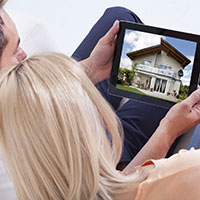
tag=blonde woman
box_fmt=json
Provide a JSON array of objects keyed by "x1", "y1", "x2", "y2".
[{"x1": 0, "y1": 53, "x2": 200, "y2": 200}]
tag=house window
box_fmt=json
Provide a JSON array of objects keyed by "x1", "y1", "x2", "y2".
[
  {"x1": 154, "y1": 78, "x2": 161, "y2": 92},
  {"x1": 154, "y1": 78, "x2": 167, "y2": 93},
  {"x1": 167, "y1": 66, "x2": 172, "y2": 70},
  {"x1": 160, "y1": 80, "x2": 167, "y2": 93},
  {"x1": 160, "y1": 65, "x2": 172, "y2": 70},
  {"x1": 144, "y1": 60, "x2": 152, "y2": 66}
]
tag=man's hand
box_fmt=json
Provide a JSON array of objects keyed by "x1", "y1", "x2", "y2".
[{"x1": 80, "y1": 20, "x2": 119, "y2": 84}]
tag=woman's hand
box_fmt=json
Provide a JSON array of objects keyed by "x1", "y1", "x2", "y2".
[
  {"x1": 160, "y1": 88, "x2": 200, "y2": 140},
  {"x1": 80, "y1": 20, "x2": 119, "y2": 84},
  {"x1": 123, "y1": 88, "x2": 200, "y2": 170}
]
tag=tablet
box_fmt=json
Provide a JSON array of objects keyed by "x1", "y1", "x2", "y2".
[{"x1": 109, "y1": 21, "x2": 200, "y2": 108}]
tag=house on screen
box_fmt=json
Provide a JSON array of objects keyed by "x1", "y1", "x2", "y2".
[{"x1": 126, "y1": 38, "x2": 190, "y2": 98}]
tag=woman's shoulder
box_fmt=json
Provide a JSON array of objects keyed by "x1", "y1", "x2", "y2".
[
  {"x1": 135, "y1": 148, "x2": 200, "y2": 200},
  {"x1": 150, "y1": 148, "x2": 200, "y2": 178}
]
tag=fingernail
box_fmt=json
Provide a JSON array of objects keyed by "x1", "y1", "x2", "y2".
[{"x1": 113, "y1": 20, "x2": 118, "y2": 26}]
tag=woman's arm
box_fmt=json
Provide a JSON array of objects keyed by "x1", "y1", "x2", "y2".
[{"x1": 123, "y1": 88, "x2": 200, "y2": 174}]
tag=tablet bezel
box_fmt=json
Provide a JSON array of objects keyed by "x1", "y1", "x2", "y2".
[{"x1": 109, "y1": 21, "x2": 200, "y2": 108}]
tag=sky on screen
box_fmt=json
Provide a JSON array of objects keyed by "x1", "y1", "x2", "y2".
[{"x1": 120, "y1": 30, "x2": 197, "y2": 85}]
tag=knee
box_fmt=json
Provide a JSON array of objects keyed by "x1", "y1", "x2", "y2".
[
  {"x1": 105, "y1": 6, "x2": 132, "y2": 13},
  {"x1": 104, "y1": 6, "x2": 142, "y2": 23}
]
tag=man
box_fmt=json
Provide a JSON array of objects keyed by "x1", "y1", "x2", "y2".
[
  {"x1": 0, "y1": 1, "x2": 26, "y2": 68},
  {"x1": 0, "y1": 1, "x2": 169, "y2": 167}
]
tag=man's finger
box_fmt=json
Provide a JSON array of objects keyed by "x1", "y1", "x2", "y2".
[{"x1": 103, "y1": 20, "x2": 119, "y2": 42}]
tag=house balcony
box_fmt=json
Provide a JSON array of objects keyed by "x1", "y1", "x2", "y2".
[{"x1": 135, "y1": 64, "x2": 177, "y2": 79}]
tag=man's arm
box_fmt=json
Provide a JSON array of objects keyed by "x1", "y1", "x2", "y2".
[
  {"x1": 80, "y1": 20, "x2": 119, "y2": 84},
  {"x1": 123, "y1": 88, "x2": 200, "y2": 174}
]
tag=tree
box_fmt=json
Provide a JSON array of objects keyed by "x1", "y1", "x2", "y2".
[
  {"x1": 117, "y1": 62, "x2": 138, "y2": 85},
  {"x1": 117, "y1": 67, "x2": 134, "y2": 85},
  {"x1": 132, "y1": 62, "x2": 139, "y2": 73},
  {"x1": 178, "y1": 84, "x2": 189, "y2": 100}
]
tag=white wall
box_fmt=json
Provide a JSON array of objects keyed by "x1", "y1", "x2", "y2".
[
  {"x1": 132, "y1": 54, "x2": 155, "y2": 66},
  {"x1": 4, "y1": 0, "x2": 200, "y2": 56},
  {"x1": 156, "y1": 51, "x2": 182, "y2": 75}
]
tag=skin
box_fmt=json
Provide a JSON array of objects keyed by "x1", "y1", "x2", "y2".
[{"x1": 0, "y1": 8, "x2": 26, "y2": 69}]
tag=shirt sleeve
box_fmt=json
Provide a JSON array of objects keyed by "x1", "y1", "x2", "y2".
[{"x1": 135, "y1": 148, "x2": 200, "y2": 200}]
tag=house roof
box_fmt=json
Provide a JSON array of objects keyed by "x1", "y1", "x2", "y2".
[{"x1": 126, "y1": 38, "x2": 191, "y2": 68}]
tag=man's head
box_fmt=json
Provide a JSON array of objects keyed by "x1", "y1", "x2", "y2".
[
  {"x1": 0, "y1": 9, "x2": 27, "y2": 69},
  {"x1": 0, "y1": 0, "x2": 7, "y2": 7},
  {"x1": 0, "y1": 10, "x2": 7, "y2": 59},
  {"x1": 0, "y1": 6, "x2": 27, "y2": 69}
]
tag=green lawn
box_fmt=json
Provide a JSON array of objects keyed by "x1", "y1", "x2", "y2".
[
  {"x1": 116, "y1": 84, "x2": 145, "y2": 95},
  {"x1": 116, "y1": 84, "x2": 181, "y2": 103}
]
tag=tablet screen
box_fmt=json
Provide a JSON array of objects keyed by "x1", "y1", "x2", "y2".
[{"x1": 109, "y1": 21, "x2": 200, "y2": 108}]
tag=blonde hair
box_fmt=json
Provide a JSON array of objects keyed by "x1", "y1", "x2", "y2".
[{"x1": 0, "y1": 53, "x2": 145, "y2": 200}]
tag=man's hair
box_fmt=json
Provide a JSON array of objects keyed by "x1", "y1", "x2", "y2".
[
  {"x1": 0, "y1": 15, "x2": 7, "y2": 59},
  {"x1": 0, "y1": 53, "x2": 146, "y2": 199},
  {"x1": 0, "y1": 0, "x2": 7, "y2": 7},
  {"x1": 0, "y1": 0, "x2": 8, "y2": 59}
]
